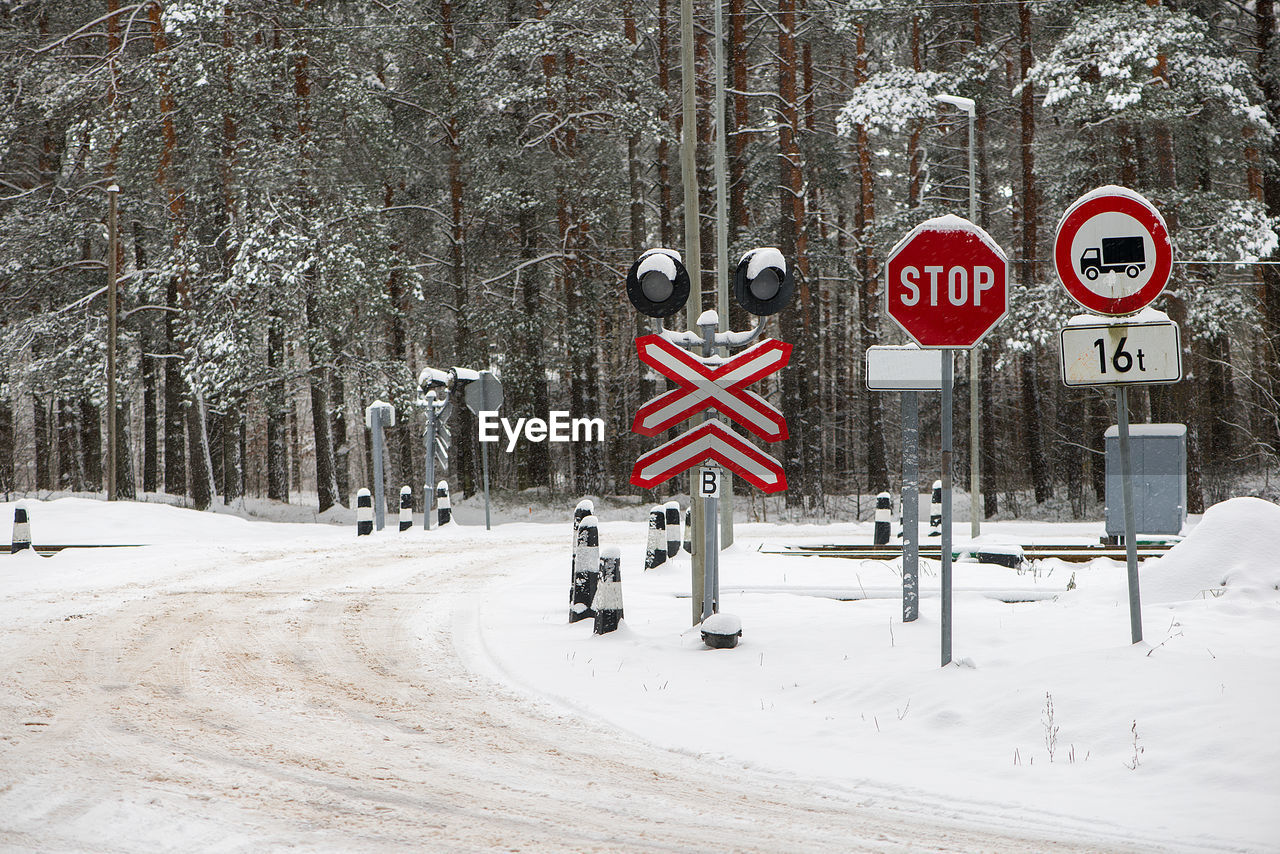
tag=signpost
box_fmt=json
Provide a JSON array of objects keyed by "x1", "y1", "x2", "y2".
[
  {"x1": 1053, "y1": 186, "x2": 1176, "y2": 645},
  {"x1": 1059, "y1": 314, "x2": 1182, "y2": 387},
  {"x1": 626, "y1": 248, "x2": 794, "y2": 629},
  {"x1": 421, "y1": 390, "x2": 451, "y2": 530},
  {"x1": 1054, "y1": 186, "x2": 1172, "y2": 317},
  {"x1": 885, "y1": 215, "x2": 1008, "y2": 666},
  {"x1": 364, "y1": 401, "x2": 396, "y2": 531},
  {"x1": 464, "y1": 371, "x2": 503, "y2": 531},
  {"x1": 866, "y1": 345, "x2": 949, "y2": 623}
]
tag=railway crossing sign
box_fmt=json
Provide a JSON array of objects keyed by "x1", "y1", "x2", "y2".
[
  {"x1": 632, "y1": 334, "x2": 791, "y2": 441},
  {"x1": 631, "y1": 418, "x2": 787, "y2": 493},
  {"x1": 1059, "y1": 313, "x2": 1182, "y2": 387},
  {"x1": 885, "y1": 214, "x2": 1009, "y2": 349},
  {"x1": 1054, "y1": 186, "x2": 1172, "y2": 316}
]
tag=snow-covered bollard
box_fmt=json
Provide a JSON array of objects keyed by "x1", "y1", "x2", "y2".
[
  {"x1": 574, "y1": 498, "x2": 594, "y2": 530},
  {"x1": 571, "y1": 498, "x2": 593, "y2": 594},
  {"x1": 399, "y1": 485, "x2": 413, "y2": 532},
  {"x1": 874, "y1": 492, "x2": 892, "y2": 546},
  {"x1": 644, "y1": 505, "x2": 667, "y2": 570},
  {"x1": 664, "y1": 501, "x2": 682, "y2": 559},
  {"x1": 683, "y1": 507, "x2": 692, "y2": 554},
  {"x1": 436, "y1": 481, "x2": 451, "y2": 526},
  {"x1": 356, "y1": 489, "x2": 373, "y2": 536},
  {"x1": 929, "y1": 480, "x2": 942, "y2": 537},
  {"x1": 700, "y1": 613, "x2": 742, "y2": 650},
  {"x1": 570, "y1": 515, "x2": 600, "y2": 623},
  {"x1": 11, "y1": 502, "x2": 31, "y2": 553},
  {"x1": 592, "y1": 546, "x2": 624, "y2": 635}
]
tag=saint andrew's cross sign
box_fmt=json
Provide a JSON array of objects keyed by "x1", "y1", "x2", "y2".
[
  {"x1": 632, "y1": 335, "x2": 792, "y2": 442},
  {"x1": 629, "y1": 333, "x2": 790, "y2": 494}
]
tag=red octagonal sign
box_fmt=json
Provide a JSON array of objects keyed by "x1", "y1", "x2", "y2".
[{"x1": 885, "y1": 215, "x2": 1009, "y2": 349}]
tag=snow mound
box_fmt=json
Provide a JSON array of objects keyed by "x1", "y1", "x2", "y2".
[{"x1": 1143, "y1": 497, "x2": 1280, "y2": 602}]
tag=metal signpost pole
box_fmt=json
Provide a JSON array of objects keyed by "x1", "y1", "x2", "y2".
[
  {"x1": 481, "y1": 431, "x2": 492, "y2": 531},
  {"x1": 902, "y1": 390, "x2": 920, "y2": 622},
  {"x1": 1116, "y1": 385, "x2": 1142, "y2": 643},
  {"x1": 423, "y1": 407, "x2": 435, "y2": 531},
  {"x1": 941, "y1": 351, "x2": 954, "y2": 666},
  {"x1": 680, "y1": 0, "x2": 704, "y2": 626},
  {"x1": 371, "y1": 408, "x2": 386, "y2": 531},
  {"x1": 702, "y1": 466, "x2": 719, "y2": 621},
  {"x1": 700, "y1": 318, "x2": 719, "y2": 621}
]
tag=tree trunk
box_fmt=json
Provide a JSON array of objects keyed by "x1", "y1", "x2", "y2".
[
  {"x1": 305, "y1": 289, "x2": 339, "y2": 513},
  {"x1": 854, "y1": 22, "x2": 889, "y2": 495},
  {"x1": 79, "y1": 398, "x2": 102, "y2": 491},
  {"x1": 150, "y1": 0, "x2": 212, "y2": 509},
  {"x1": 1018, "y1": 0, "x2": 1052, "y2": 503},
  {"x1": 266, "y1": 316, "x2": 289, "y2": 502}
]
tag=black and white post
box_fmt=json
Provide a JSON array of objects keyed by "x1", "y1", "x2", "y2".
[
  {"x1": 436, "y1": 481, "x2": 451, "y2": 526},
  {"x1": 644, "y1": 505, "x2": 667, "y2": 570},
  {"x1": 356, "y1": 489, "x2": 373, "y2": 536},
  {"x1": 929, "y1": 480, "x2": 943, "y2": 537},
  {"x1": 683, "y1": 507, "x2": 692, "y2": 554},
  {"x1": 572, "y1": 499, "x2": 593, "y2": 595},
  {"x1": 664, "y1": 501, "x2": 682, "y2": 560},
  {"x1": 874, "y1": 492, "x2": 892, "y2": 546},
  {"x1": 11, "y1": 502, "x2": 31, "y2": 553},
  {"x1": 570, "y1": 515, "x2": 599, "y2": 623},
  {"x1": 399, "y1": 486, "x2": 412, "y2": 531},
  {"x1": 593, "y1": 546, "x2": 624, "y2": 635}
]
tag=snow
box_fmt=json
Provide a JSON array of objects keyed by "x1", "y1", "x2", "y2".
[
  {"x1": 696, "y1": 309, "x2": 719, "y2": 328},
  {"x1": 1, "y1": 495, "x2": 1277, "y2": 851},
  {"x1": 636, "y1": 251, "x2": 677, "y2": 281},
  {"x1": 699, "y1": 613, "x2": 742, "y2": 635},
  {"x1": 744, "y1": 247, "x2": 786, "y2": 280},
  {"x1": 1066, "y1": 307, "x2": 1171, "y2": 326},
  {"x1": 1142, "y1": 497, "x2": 1280, "y2": 602}
]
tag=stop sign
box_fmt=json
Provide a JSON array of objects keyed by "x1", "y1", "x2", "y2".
[{"x1": 885, "y1": 215, "x2": 1009, "y2": 348}]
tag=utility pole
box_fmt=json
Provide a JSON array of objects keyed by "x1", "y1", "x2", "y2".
[
  {"x1": 712, "y1": 0, "x2": 734, "y2": 547},
  {"x1": 106, "y1": 183, "x2": 119, "y2": 501},
  {"x1": 680, "y1": 0, "x2": 704, "y2": 625},
  {"x1": 938, "y1": 94, "x2": 981, "y2": 538}
]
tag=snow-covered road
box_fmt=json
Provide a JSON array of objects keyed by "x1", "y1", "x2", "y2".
[{"x1": 1, "y1": 525, "x2": 1113, "y2": 852}]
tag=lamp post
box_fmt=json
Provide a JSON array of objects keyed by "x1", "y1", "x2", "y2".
[{"x1": 937, "y1": 94, "x2": 981, "y2": 539}]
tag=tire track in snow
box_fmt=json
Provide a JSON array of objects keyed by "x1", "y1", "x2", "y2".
[{"x1": 1, "y1": 533, "x2": 1130, "y2": 851}]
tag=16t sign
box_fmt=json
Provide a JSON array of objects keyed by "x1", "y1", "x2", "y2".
[{"x1": 885, "y1": 215, "x2": 1009, "y2": 349}]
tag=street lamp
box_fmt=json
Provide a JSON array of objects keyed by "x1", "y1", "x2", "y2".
[{"x1": 937, "y1": 94, "x2": 982, "y2": 538}]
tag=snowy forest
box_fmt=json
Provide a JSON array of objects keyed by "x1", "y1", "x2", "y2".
[{"x1": 1, "y1": 0, "x2": 1276, "y2": 519}]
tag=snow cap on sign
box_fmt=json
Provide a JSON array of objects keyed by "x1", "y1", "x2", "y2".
[
  {"x1": 637, "y1": 252, "x2": 678, "y2": 282},
  {"x1": 744, "y1": 247, "x2": 786, "y2": 280},
  {"x1": 888, "y1": 213, "x2": 1006, "y2": 260},
  {"x1": 696, "y1": 309, "x2": 719, "y2": 328},
  {"x1": 1055, "y1": 185, "x2": 1171, "y2": 249},
  {"x1": 1065, "y1": 307, "x2": 1172, "y2": 327}
]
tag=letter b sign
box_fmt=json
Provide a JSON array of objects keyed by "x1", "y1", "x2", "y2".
[{"x1": 699, "y1": 467, "x2": 721, "y2": 498}]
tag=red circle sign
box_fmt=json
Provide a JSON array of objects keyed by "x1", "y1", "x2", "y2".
[
  {"x1": 885, "y1": 215, "x2": 1009, "y2": 349},
  {"x1": 1054, "y1": 187, "x2": 1171, "y2": 316}
]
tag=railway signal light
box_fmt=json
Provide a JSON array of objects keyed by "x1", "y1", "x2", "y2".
[
  {"x1": 733, "y1": 248, "x2": 794, "y2": 316},
  {"x1": 626, "y1": 248, "x2": 691, "y2": 318}
]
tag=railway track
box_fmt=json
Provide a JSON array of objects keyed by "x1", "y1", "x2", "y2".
[{"x1": 758, "y1": 541, "x2": 1176, "y2": 564}]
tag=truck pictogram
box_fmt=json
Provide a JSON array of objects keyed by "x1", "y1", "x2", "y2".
[{"x1": 1079, "y1": 236, "x2": 1145, "y2": 280}]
